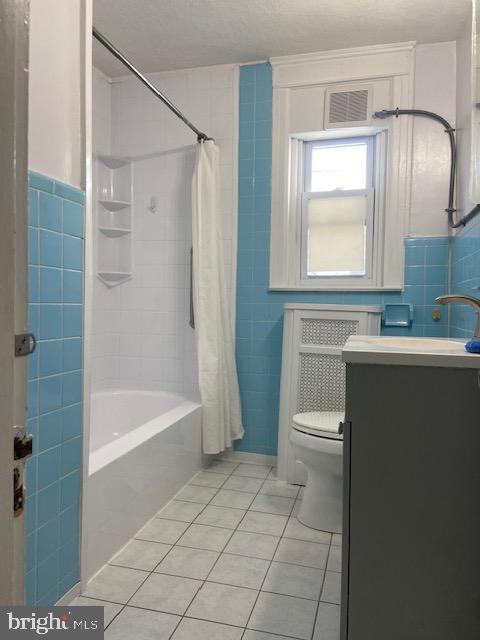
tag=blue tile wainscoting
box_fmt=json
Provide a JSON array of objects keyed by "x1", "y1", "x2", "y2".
[
  {"x1": 235, "y1": 63, "x2": 450, "y2": 455},
  {"x1": 450, "y1": 214, "x2": 480, "y2": 338},
  {"x1": 26, "y1": 171, "x2": 84, "y2": 605}
]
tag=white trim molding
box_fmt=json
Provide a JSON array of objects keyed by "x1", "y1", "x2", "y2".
[
  {"x1": 80, "y1": 0, "x2": 93, "y2": 594},
  {"x1": 269, "y1": 42, "x2": 415, "y2": 291},
  {"x1": 219, "y1": 451, "x2": 278, "y2": 467}
]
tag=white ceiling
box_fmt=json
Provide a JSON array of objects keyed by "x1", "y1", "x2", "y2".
[{"x1": 93, "y1": 0, "x2": 471, "y2": 77}]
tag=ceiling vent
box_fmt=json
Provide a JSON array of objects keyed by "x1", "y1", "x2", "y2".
[{"x1": 324, "y1": 85, "x2": 373, "y2": 128}]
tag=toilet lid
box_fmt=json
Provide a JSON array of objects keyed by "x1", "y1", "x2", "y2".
[{"x1": 292, "y1": 411, "x2": 344, "y2": 439}]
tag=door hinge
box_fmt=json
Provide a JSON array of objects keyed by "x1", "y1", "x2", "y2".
[
  {"x1": 15, "y1": 332, "x2": 36, "y2": 357},
  {"x1": 14, "y1": 434, "x2": 33, "y2": 461},
  {"x1": 13, "y1": 468, "x2": 24, "y2": 515}
]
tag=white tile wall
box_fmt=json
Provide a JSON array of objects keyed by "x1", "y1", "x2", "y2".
[{"x1": 92, "y1": 64, "x2": 237, "y2": 400}]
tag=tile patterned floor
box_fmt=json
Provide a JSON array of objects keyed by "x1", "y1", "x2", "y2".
[{"x1": 73, "y1": 461, "x2": 341, "y2": 639}]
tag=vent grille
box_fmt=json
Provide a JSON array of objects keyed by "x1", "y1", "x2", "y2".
[
  {"x1": 297, "y1": 317, "x2": 359, "y2": 413},
  {"x1": 328, "y1": 89, "x2": 369, "y2": 124},
  {"x1": 301, "y1": 318, "x2": 359, "y2": 346},
  {"x1": 298, "y1": 353, "x2": 346, "y2": 412}
]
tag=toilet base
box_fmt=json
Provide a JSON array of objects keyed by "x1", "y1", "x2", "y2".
[
  {"x1": 297, "y1": 467, "x2": 342, "y2": 533},
  {"x1": 290, "y1": 427, "x2": 343, "y2": 533}
]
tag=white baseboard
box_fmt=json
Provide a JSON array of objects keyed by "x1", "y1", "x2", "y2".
[
  {"x1": 55, "y1": 582, "x2": 81, "y2": 606},
  {"x1": 219, "y1": 450, "x2": 277, "y2": 466}
]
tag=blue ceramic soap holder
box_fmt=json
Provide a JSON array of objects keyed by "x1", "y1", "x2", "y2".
[{"x1": 382, "y1": 303, "x2": 413, "y2": 328}]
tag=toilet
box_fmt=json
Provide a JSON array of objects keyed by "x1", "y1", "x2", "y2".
[
  {"x1": 290, "y1": 410, "x2": 344, "y2": 533},
  {"x1": 278, "y1": 305, "x2": 381, "y2": 532}
]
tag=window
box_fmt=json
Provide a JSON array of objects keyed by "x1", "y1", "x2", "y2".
[
  {"x1": 301, "y1": 137, "x2": 375, "y2": 281},
  {"x1": 270, "y1": 49, "x2": 414, "y2": 291}
]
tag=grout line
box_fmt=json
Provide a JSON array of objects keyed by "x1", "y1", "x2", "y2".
[
  {"x1": 310, "y1": 536, "x2": 334, "y2": 640},
  {"x1": 161, "y1": 464, "x2": 278, "y2": 635},
  {"x1": 98, "y1": 465, "x2": 235, "y2": 630},
  {"x1": 200, "y1": 470, "x2": 275, "y2": 587},
  {"x1": 174, "y1": 466, "x2": 271, "y2": 632},
  {"x1": 161, "y1": 463, "x2": 257, "y2": 636},
  {"x1": 83, "y1": 461, "x2": 340, "y2": 638},
  {"x1": 149, "y1": 571, "x2": 326, "y2": 602},
  {"x1": 241, "y1": 480, "x2": 299, "y2": 638}
]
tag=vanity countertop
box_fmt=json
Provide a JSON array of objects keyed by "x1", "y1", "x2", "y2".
[{"x1": 342, "y1": 335, "x2": 480, "y2": 369}]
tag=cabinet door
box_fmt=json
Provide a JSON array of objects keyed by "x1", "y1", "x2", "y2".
[{"x1": 343, "y1": 364, "x2": 480, "y2": 640}]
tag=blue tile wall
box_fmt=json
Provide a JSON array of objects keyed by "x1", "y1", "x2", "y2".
[
  {"x1": 450, "y1": 215, "x2": 480, "y2": 338},
  {"x1": 26, "y1": 171, "x2": 84, "y2": 605},
  {"x1": 236, "y1": 63, "x2": 450, "y2": 455}
]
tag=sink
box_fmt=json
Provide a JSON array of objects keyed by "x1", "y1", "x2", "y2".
[
  {"x1": 343, "y1": 335, "x2": 479, "y2": 368},
  {"x1": 367, "y1": 337, "x2": 464, "y2": 352}
]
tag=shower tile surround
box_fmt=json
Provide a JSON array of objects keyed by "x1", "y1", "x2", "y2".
[
  {"x1": 26, "y1": 171, "x2": 84, "y2": 605},
  {"x1": 235, "y1": 63, "x2": 450, "y2": 456},
  {"x1": 91, "y1": 65, "x2": 237, "y2": 399},
  {"x1": 76, "y1": 461, "x2": 341, "y2": 639}
]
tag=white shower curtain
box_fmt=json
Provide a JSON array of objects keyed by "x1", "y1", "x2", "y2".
[{"x1": 192, "y1": 140, "x2": 244, "y2": 454}]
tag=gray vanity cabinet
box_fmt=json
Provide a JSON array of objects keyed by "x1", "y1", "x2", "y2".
[{"x1": 341, "y1": 363, "x2": 480, "y2": 640}]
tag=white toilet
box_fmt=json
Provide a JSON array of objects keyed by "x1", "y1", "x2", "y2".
[
  {"x1": 278, "y1": 305, "x2": 381, "y2": 533},
  {"x1": 290, "y1": 410, "x2": 344, "y2": 533}
]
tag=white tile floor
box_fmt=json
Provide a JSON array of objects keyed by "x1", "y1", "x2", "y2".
[{"x1": 73, "y1": 461, "x2": 341, "y2": 639}]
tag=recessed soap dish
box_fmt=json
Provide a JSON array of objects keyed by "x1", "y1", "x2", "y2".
[{"x1": 382, "y1": 303, "x2": 413, "y2": 328}]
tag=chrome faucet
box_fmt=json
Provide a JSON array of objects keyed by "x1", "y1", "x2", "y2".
[{"x1": 435, "y1": 295, "x2": 480, "y2": 338}]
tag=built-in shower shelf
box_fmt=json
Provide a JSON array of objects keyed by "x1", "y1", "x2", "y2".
[
  {"x1": 98, "y1": 271, "x2": 132, "y2": 286},
  {"x1": 99, "y1": 226, "x2": 132, "y2": 238},
  {"x1": 99, "y1": 199, "x2": 132, "y2": 211},
  {"x1": 95, "y1": 153, "x2": 134, "y2": 287},
  {"x1": 97, "y1": 154, "x2": 132, "y2": 169}
]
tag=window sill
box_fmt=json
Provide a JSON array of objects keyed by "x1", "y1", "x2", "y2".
[{"x1": 268, "y1": 285, "x2": 403, "y2": 292}]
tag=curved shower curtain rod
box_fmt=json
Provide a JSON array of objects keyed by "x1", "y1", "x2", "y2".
[
  {"x1": 92, "y1": 26, "x2": 213, "y2": 143},
  {"x1": 374, "y1": 108, "x2": 480, "y2": 229}
]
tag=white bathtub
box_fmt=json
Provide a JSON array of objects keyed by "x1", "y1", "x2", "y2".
[{"x1": 85, "y1": 389, "x2": 203, "y2": 580}]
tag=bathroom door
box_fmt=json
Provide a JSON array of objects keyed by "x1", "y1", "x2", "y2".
[{"x1": 0, "y1": 0, "x2": 29, "y2": 604}]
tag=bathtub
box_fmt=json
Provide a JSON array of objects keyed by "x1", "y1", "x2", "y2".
[{"x1": 85, "y1": 389, "x2": 203, "y2": 580}]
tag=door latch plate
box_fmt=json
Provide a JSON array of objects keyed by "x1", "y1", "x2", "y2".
[{"x1": 15, "y1": 332, "x2": 36, "y2": 357}]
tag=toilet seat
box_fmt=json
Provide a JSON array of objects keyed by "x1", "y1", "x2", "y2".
[{"x1": 292, "y1": 411, "x2": 344, "y2": 440}]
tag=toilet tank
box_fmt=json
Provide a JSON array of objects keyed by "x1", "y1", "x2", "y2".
[{"x1": 277, "y1": 304, "x2": 381, "y2": 484}]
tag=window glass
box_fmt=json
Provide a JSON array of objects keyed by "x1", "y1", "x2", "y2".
[
  {"x1": 307, "y1": 194, "x2": 368, "y2": 276},
  {"x1": 310, "y1": 141, "x2": 368, "y2": 192}
]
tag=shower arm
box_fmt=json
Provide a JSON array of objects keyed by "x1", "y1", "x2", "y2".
[{"x1": 373, "y1": 108, "x2": 480, "y2": 229}]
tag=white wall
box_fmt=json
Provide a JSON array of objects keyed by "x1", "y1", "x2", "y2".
[
  {"x1": 92, "y1": 67, "x2": 111, "y2": 155},
  {"x1": 456, "y1": 21, "x2": 475, "y2": 217},
  {"x1": 91, "y1": 64, "x2": 237, "y2": 399},
  {"x1": 409, "y1": 41, "x2": 457, "y2": 237},
  {"x1": 28, "y1": 0, "x2": 83, "y2": 187}
]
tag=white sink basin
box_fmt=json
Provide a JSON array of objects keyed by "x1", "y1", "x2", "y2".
[
  {"x1": 366, "y1": 337, "x2": 464, "y2": 353},
  {"x1": 342, "y1": 335, "x2": 479, "y2": 368}
]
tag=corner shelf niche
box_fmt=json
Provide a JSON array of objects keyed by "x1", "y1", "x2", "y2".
[
  {"x1": 98, "y1": 199, "x2": 132, "y2": 212},
  {"x1": 99, "y1": 227, "x2": 131, "y2": 238},
  {"x1": 94, "y1": 154, "x2": 133, "y2": 287}
]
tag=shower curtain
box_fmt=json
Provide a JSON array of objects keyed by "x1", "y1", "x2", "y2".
[{"x1": 192, "y1": 140, "x2": 244, "y2": 454}]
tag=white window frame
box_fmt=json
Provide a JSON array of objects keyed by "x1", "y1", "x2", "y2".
[
  {"x1": 299, "y1": 136, "x2": 376, "y2": 286},
  {"x1": 269, "y1": 43, "x2": 415, "y2": 291}
]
